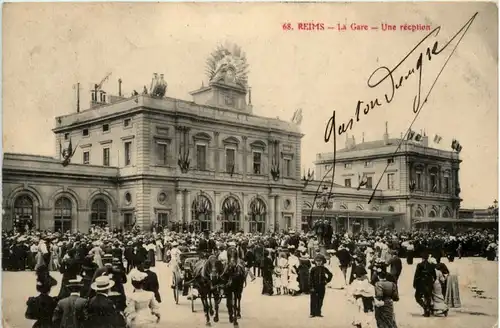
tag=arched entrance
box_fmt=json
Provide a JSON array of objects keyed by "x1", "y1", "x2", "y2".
[
  {"x1": 54, "y1": 197, "x2": 72, "y2": 233},
  {"x1": 249, "y1": 198, "x2": 266, "y2": 233},
  {"x1": 91, "y1": 198, "x2": 109, "y2": 228},
  {"x1": 13, "y1": 195, "x2": 35, "y2": 233},
  {"x1": 192, "y1": 194, "x2": 212, "y2": 232},
  {"x1": 221, "y1": 196, "x2": 241, "y2": 233}
]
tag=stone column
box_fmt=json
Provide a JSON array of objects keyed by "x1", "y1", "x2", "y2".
[
  {"x1": 242, "y1": 193, "x2": 248, "y2": 232},
  {"x1": 214, "y1": 132, "x2": 220, "y2": 174},
  {"x1": 185, "y1": 191, "x2": 192, "y2": 223},
  {"x1": 176, "y1": 190, "x2": 183, "y2": 223},
  {"x1": 242, "y1": 137, "x2": 248, "y2": 179},
  {"x1": 214, "y1": 192, "x2": 220, "y2": 231},
  {"x1": 269, "y1": 195, "x2": 275, "y2": 232},
  {"x1": 275, "y1": 195, "x2": 282, "y2": 231}
]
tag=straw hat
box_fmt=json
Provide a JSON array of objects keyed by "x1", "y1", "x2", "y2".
[
  {"x1": 91, "y1": 276, "x2": 115, "y2": 291},
  {"x1": 130, "y1": 270, "x2": 148, "y2": 282}
]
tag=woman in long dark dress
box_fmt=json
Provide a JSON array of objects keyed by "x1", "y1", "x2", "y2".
[
  {"x1": 298, "y1": 253, "x2": 312, "y2": 294},
  {"x1": 261, "y1": 249, "x2": 274, "y2": 295},
  {"x1": 374, "y1": 270, "x2": 399, "y2": 328},
  {"x1": 25, "y1": 266, "x2": 58, "y2": 328}
]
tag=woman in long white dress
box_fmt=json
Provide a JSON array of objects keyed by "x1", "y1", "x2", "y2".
[
  {"x1": 327, "y1": 251, "x2": 347, "y2": 289},
  {"x1": 347, "y1": 267, "x2": 376, "y2": 328},
  {"x1": 88, "y1": 241, "x2": 104, "y2": 268},
  {"x1": 429, "y1": 257, "x2": 449, "y2": 316},
  {"x1": 125, "y1": 271, "x2": 161, "y2": 328}
]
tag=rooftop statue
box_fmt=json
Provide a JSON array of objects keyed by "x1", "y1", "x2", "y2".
[
  {"x1": 205, "y1": 43, "x2": 249, "y2": 89},
  {"x1": 150, "y1": 73, "x2": 167, "y2": 98}
]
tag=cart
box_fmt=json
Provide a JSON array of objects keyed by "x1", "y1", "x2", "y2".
[{"x1": 171, "y1": 252, "x2": 201, "y2": 312}]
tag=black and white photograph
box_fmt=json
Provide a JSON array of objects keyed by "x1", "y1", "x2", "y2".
[{"x1": 1, "y1": 2, "x2": 498, "y2": 328}]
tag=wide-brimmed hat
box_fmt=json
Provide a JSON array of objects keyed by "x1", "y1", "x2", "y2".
[
  {"x1": 130, "y1": 270, "x2": 148, "y2": 282},
  {"x1": 171, "y1": 241, "x2": 179, "y2": 247},
  {"x1": 91, "y1": 276, "x2": 115, "y2": 291}
]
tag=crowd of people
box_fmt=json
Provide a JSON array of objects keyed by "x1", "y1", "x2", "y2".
[{"x1": 1, "y1": 224, "x2": 498, "y2": 328}]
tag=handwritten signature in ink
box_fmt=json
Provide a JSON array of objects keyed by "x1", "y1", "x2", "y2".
[{"x1": 308, "y1": 12, "x2": 478, "y2": 223}]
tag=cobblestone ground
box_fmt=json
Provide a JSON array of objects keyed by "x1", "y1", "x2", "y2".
[{"x1": 2, "y1": 258, "x2": 498, "y2": 328}]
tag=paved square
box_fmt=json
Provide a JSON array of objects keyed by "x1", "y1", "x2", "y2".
[{"x1": 2, "y1": 258, "x2": 497, "y2": 328}]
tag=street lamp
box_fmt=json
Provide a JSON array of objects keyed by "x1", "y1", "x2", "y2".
[{"x1": 315, "y1": 185, "x2": 333, "y2": 255}]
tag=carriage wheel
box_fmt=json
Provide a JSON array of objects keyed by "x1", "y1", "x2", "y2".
[
  {"x1": 190, "y1": 285, "x2": 196, "y2": 313},
  {"x1": 172, "y1": 276, "x2": 180, "y2": 304}
]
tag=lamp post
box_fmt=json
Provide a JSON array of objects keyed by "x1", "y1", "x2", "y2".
[{"x1": 316, "y1": 185, "x2": 333, "y2": 255}]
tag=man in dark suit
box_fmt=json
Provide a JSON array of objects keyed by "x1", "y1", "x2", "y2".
[
  {"x1": 388, "y1": 250, "x2": 403, "y2": 287},
  {"x1": 52, "y1": 278, "x2": 88, "y2": 328},
  {"x1": 198, "y1": 230, "x2": 216, "y2": 257},
  {"x1": 142, "y1": 260, "x2": 161, "y2": 303},
  {"x1": 413, "y1": 251, "x2": 436, "y2": 317},
  {"x1": 87, "y1": 276, "x2": 125, "y2": 328},
  {"x1": 58, "y1": 248, "x2": 81, "y2": 299},
  {"x1": 309, "y1": 254, "x2": 333, "y2": 318}
]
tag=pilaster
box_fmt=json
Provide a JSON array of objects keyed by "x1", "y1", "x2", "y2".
[
  {"x1": 176, "y1": 190, "x2": 183, "y2": 223},
  {"x1": 269, "y1": 195, "x2": 275, "y2": 232},
  {"x1": 275, "y1": 195, "x2": 282, "y2": 231},
  {"x1": 214, "y1": 192, "x2": 220, "y2": 230},
  {"x1": 242, "y1": 192, "x2": 248, "y2": 232},
  {"x1": 242, "y1": 137, "x2": 248, "y2": 179},
  {"x1": 185, "y1": 191, "x2": 192, "y2": 223},
  {"x1": 214, "y1": 132, "x2": 220, "y2": 174}
]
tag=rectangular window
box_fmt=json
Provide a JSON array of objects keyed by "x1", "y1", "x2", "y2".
[
  {"x1": 83, "y1": 129, "x2": 89, "y2": 137},
  {"x1": 124, "y1": 141, "x2": 132, "y2": 166},
  {"x1": 225, "y1": 148, "x2": 235, "y2": 172},
  {"x1": 416, "y1": 172, "x2": 422, "y2": 190},
  {"x1": 196, "y1": 145, "x2": 207, "y2": 170},
  {"x1": 284, "y1": 159, "x2": 292, "y2": 177},
  {"x1": 387, "y1": 158, "x2": 395, "y2": 165},
  {"x1": 344, "y1": 179, "x2": 351, "y2": 187},
  {"x1": 364, "y1": 161, "x2": 373, "y2": 168},
  {"x1": 253, "y1": 151, "x2": 261, "y2": 174},
  {"x1": 444, "y1": 177, "x2": 449, "y2": 193},
  {"x1": 387, "y1": 173, "x2": 395, "y2": 190},
  {"x1": 103, "y1": 148, "x2": 110, "y2": 166},
  {"x1": 124, "y1": 119, "x2": 131, "y2": 127},
  {"x1": 366, "y1": 176, "x2": 373, "y2": 189},
  {"x1": 83, "y1": 151, "x2": 90, "y2": 165},
  {"x1": 102, "y1": 124, "x2": 109, "y2": 132},
  {"x1": 124, "y1": 213, "x2": 134, "y2": 231},
  {"x1": 64, "y1": 133, "x2": 69, "y2": 140},
  {"x1": 157, "y1": 213, "x2": 169, "y2": 228},
  {"x1": 156, "y1": 142, "x2": 168, "y2": 165},
  {"x1": 344, "y1": 163, "x2": 352, "y2": 169},
  {"x1": 430, "y1": 174, "x2": 437, "y2": 192}
]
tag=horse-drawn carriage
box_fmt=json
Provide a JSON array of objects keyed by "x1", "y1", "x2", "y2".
[{"x1": 172, "y1": 251, "x2": 200, "y2": 312}]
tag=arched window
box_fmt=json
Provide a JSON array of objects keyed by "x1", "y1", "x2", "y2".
[
  {"x1": 192, "y1": 194, "x2": 212, "y2": 232},
  {"x1": 415, "y1": 207, "x2": 424, "y2": 217},
  {"x1": 220, "y1": 196, "x2": 241, "y2": 233},
  {"x1": 429, "y1": 210, "x2": 437, "y2": 218},
  {"x1": 249, "y1": 198, "x2": 266, "y2": 233},
  {"x1": 91, "y1": 199, "x2": 108, "y2": 228},
  {"x1": 54, "y1": 197, "x2": 72, "y2": 232},
  {"x1": 442, "y1": 208, "x2": 451, "y2": 218},
  {"x1": 14, "y1": 195, "x2": 34, "y2": 232}
]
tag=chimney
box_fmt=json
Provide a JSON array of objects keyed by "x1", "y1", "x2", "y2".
[
  {"x1": 421, "y1": 133, "x2": 429, "y2": 147},
  {"x1": 383, "y1": 121, "x2": 389, "y2": 145},
  {"x1": 118, "y1": 79, "x2": 122, "y2": 97}
]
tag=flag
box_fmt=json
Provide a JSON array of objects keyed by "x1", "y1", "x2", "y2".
[
  {"x1": 357, "y1": 174, "x2": 368, "y2": 190},
  {"x1": 451, "y1": 139, "x2": 462, "y2": 152},
  {"x1": 434, "y1": 134, "x2": 443, "y2": 144}
]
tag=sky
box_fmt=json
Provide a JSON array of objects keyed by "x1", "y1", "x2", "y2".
[{"x1": 2, "y1": 2, "x2": 498, "y2": 208}]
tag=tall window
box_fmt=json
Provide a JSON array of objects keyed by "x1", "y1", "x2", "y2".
[
  {"x1": 91, "y1": 199, "x2": 108, "y2": 228},
  {"x1": 192, "y1": 195, "x2": 212, "y2": 232},
  {"x1": 14, "y1": 195, "x2": 34, "y2": 231},
  {"x1": 225, "y1": 148, "x2": 235, "y2": 172},
  {"x1": 429, "y1": 169, "x2": 438, "y2": 192},
  {"x1": 344, "y1": 179, "x2": 351, "y2": 187},
  {"x1": 344, "y1": 163, "x2": 352, "y2": 169},
  {"x1": 83, "y1": 151, "x2": 90, "y2": 165},
  {"x1": 387, "y1": 173, "x2": 395, "y2": 190},
  {"x1": 157, "y1": 212, "x2": 169, "y2": 229},
  {"x1": 221, "y1": 197, "x2": 241, "y2": 233},
  {"x1": 103, "y1": 148, "x2": 110, "y2": 166},
  {"x1": 366, "y1": 176, "x2": 373, "y2": 189},
  {"x1": 196, "y1": 145, "x2": 207, "y2": 170},
  {"x1": 124, "y1": 142, "x2": 132, "y2": 166},
  {"x1": 253, "y1": 152, "x2": 262, "y2": 174},
  {"x1": 444, "y1": 176, "x2": 450, "y2": 193},
  {"x1": 284, "y1": 158, "x2": 292, "y2": 177},
  {"x1": 54, "y1": 197, "x2": 72, "y2": 233},
  {"x1": 249, "y1": 198, "x2": 266, "y2": 233},
  {"x1": 416, "y1": 171, "x2": 422, "y2": 190},
  {"x1": 124, "y1": 212, "x2": 134, "y2": 231},
  {"x1": 156, "y1": 142, "x2": 168, "y2": 165},
  {"x1": 364, "y1": 161, "x2": 373, "y2": 168}
]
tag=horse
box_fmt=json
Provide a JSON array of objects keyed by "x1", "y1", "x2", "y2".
[
  {"x1": 223, "y1": 246, "x2": 247, "y2": 327},
  {"x1": 190, "y1": 255, "x2": 225, "y2": 326}
]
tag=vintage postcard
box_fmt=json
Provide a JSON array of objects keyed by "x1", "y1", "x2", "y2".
[{"x1": 1, "y1": 2, "x2": 498, "y2": 328}]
